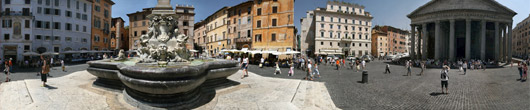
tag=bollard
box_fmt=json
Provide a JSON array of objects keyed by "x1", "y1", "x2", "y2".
[{"x1": 362, "y1": 70, "x2": 368, "y2": 83}]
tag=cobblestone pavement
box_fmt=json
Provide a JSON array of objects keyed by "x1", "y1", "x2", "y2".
[
  {"x1": 247, "y1": 60, "x2": 530, "y2": 109},
  {"x1": 0, "y1": 63, "x2": 89, "y2": 83}
]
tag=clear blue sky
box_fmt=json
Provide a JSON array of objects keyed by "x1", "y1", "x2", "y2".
[{"x1": 113, "y1": 0, "x2": 530, "y2": 32}]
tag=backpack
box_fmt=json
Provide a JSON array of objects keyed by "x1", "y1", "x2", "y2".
[{"x1": 441, "y1": 70, "x2": 448, "y2": 79}]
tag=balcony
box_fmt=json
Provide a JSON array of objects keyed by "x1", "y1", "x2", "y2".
[
  {"x1": 235, "y1": 37, "x2": 252, "y2": 43},
  {"x1": 340, "y1": 37, "x2": 353, "y2": 42},
  {"x1": 1, "y1": 11, "x2": 32, "y2": 16}
]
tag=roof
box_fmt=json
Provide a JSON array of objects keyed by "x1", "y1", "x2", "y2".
[{"x1": 408, "y1": 0, "x2": 517, "y2": 18}]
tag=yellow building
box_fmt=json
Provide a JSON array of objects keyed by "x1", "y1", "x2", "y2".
[
  {"x1": 371, "y1": 30, "x2": 389, "y2": 57},
  {"x1": 205, "y1": 7, "x2": 229, "y2": 56},
  {"x1": 252, "y1": 0, "x2": 296, "y2": 52}
]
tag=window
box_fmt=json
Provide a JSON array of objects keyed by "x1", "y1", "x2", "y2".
[
  {"x1": 257, "y1": 8, "x2": 262, "y2": 15},
  {"x1": 321, "y1": 42, "x2": 324, "y2": 45},
  {"x1": 338, "y1": 43, "x2": 340, "y2": 46},
  {"x1": 271, "y1": 33, "x2": 276, "y2": 41},
  {"x1": 255, "y1": 34, "x2": 262, "y2": 42},
  {"x1": 337, "y1": 33, "x2": 340, "y2": 38},
  {"x1": 66, "y1": 11, "x2": 72, "y2": 17},
  {"x1": 83, "y1": 3, "x2": 87, "y2": 12},
  {"x1": 183, "y1": 21, "x2": 189, "y2": 26},
  {"x1": 321, "y1": 16, "x2": 324, "y2": 21},
  {"x1": 338, "y1": 25, "x2": 341, "y2": 29},
  {"x1": 352, "y1": 43, "x2": 355, "y2": 47},
  {"x1": 329, "y1": 32, "x2": 333, "y2": 38},
  {"x1": 54, "y1": 36, "x2": 60, "y2": 41},
  {"x1": 65, "y1": 23, "x2": 72, "y2": 31},
  {"x1": 248, "y1": 7, "x2": 251, "y2": 14},
  {"x1": 95, "y1": 5, "x2": 100, "y2": 12},
  {"x1": 330, "y1": 42, "x2": 332, "y2": 46},
  {"x1": 104, "y1": 10, "x2": 109, "y2": 18},
  {"x1": 320, "y1": 24, "x2": 324, "y2": 28},
  {"x1": 329, "y1": 24, "x2": 333, "y2": 29},
  {"x1": 331, "y1": 17, "x2": 333, "y2": 22},
  {"x1": 82, "y1": 14, "x2": 87, "y2": 20},
  {"x1": 24, "y1": 45, "x2": 30, "y2": 51},
  {"x1": 257, "y1": 20, "x2": 261, "y2": 28},
  {"x1": 37, "y1": 7, "x2": 42, "y2": 14},
  {"x1": 54, "y1": 0, "x2": 59, "y2": 6},
  {"x1": 142, "y1": 21, "x2": 146, "y2": 26},
  {"x1": 321, "y1": 32, "x2": 324, "y2": 37},
  {"x1": 339, "y1": 18, "x2": 341, "y2": 23},
  {"x1": 272, "y1": 19, "x2": 277, "y2": 26},
  {"x1": 53, "y1": 22, "x2": 60, "y2": 29},
  {"x1": 272, "y1": 6, "x2": 278, "y2": 13},
  {"x1": 45, "y1": 8, "x2": 51, "y2": 14},
  {"x1": 36, "y1": 35, "x2": 42, "y2": 40},
  {"x1": 54, "y1": 9, "x2": 60, "y2": 15},
  {"x1": 66, "y1": 37, "x2": 72, "y2": 42},
  {"x1": 25, "y1": 20, "x2": 30, "y2": 28},
  {"x1": 76, "y1": 1, "x2": 79, "y2": 9},
  {"x1": 46, "y1": 0, "x2": 50, "y2": 6},
  {"x1": 359, "y1": 34, "x2": 362, "y2": 39},
  {"x1": 76, "y1": 25, "x2": 79, "y2": 31},
  {"x1": 67, "y1": 0, "x2": 70, "y2": 8},
  {"x1": 4, "y1": 0, "x2": 10, "y2": 4},
  {"x1": 38, "y1": 0, "x2": 42, "y2": 4},
  {"x1": 76, "y1": 13, "x2": 80, "y2": 19},
  {"x1": 35, "y1": 21, "x2": 42, "y2": 28},
  {"x1": 257, "y1": 0, "x2": 262, "y2": 4},
  {"x1": 3, "y1": 34, "x2": 9, "y2": 40},
  {"x1": 45, "y1": 21, "x2": 50, "y2": 29},
  {"x1": 83, "y1": 26, "x2": 86, "y2": 32}
]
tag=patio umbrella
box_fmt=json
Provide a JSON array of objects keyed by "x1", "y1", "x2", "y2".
[
  {"x1": 41, "y1": 51, "x2": 59, "y2": 55},
  {"x1": 22, "y1": 52, "x2": 41, "y2": 56},
  {"x1": 60, "y1": 51, "x2": 79, "y2": 54}
]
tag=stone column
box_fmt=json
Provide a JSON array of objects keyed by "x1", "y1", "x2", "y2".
[
  {"x1": 501, "y1": 25, "x2": 506, "y2": 61},
  {"x1": 465, "y1": 19, "x2": 471, "y2": 60},
  {"x1": 435, "y1": 21, "x2": 441, "y2": 60},
  {"x1": 417, "y1": 27, "x2": 422, "y2": 59},
  {"x1": 410, "y1": 24, "x2": 416, "y2": 59},
  {"x1": 422, "y1": 23, "x2": 428, "y2": 59},
  {"x1": 481, "y1": 20, "x2": 486, "y2": 60},
  {"x1": 449, "y1": 20, "x2": 455, "y2": 61},
  {"x1": 507, "y1": 23, "x2": 513, "y2": 63},
  {"x1": 494, "y1": 22, "x2": 500, "y2": 61}
]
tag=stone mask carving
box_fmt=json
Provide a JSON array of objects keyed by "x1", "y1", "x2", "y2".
[{"x1": 138, "y1": 13, "x2": 189, "y2": 63}]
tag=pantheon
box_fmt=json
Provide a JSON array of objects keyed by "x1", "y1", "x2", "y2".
[{"x1": 408, "y1": 0, "x2": 516, "y2": 62}]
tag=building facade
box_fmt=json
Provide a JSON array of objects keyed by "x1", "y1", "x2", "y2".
[
  {"x1": 372, "y1": 26, "x2": 410, "y2": 56},
  {"x1": 205, "y1": 7, "x2": 228, "y2": 55},
  {"x1": 408, "y1": 0, "x2": 516, "y2": 62},
  {"x1": 300, "y1": 1, "x2": 373, "y2": 57},
  {"x1": 1, "y1": 0, "x2": 93, "y2": 62},
  {"x1": 252, "y1": 0, "x2": 296, "y2": 52},
  {"x1": 127, "y1": 8, "x2": 152, "y2": 50},
  {"x1": 90, "y1": 0, "x2": 114, "y2": 50},
  {"x1": 193, "y1": 20, "x2": 206, "y2": 52},
  {"x1": 227, "y1": 1, "x2": 253, "y2": 50},
  {"x1": 174, "y1": 4, "x2": 194, "y2": 49},
  {"x1": 512, "y1": 14, "x2": 530, "y2": 58},
  {"x1": 371, "y1": 29, "x2": 388, "y2": 57},
  {"x1": 110, "y1": 17, "x2": 128, "y2": 50}
]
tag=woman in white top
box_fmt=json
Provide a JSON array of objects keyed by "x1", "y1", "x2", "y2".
[
  {"x1": 274, "y1": 61, "x2": 281, "y2": 75},
  {"x1": 241, "y1": 56, "x2": 249, "y2": 79}
]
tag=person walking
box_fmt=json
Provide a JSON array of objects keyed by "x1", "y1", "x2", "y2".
[
  {"x1": 335, "y1": 59, "x2": 340, "y2": 70},
  {"x1": 384, "y1": 64, "x2": 391, "y2": 74},
  {"x1": 4, "y1": 62, "x2": 10, "y2": 82},
  {"x1": 41, "y1": 56, "x2": 50, "y2": 87},
  {"x1": 356, "y1": 60, "x2": 361, "y2": 72},
  {"x1": 523, "y1": 63, "x2": 528, "y2": 81},
  {"x1": 8, "y1": 58, "x2": 13, "y2": 73},
  {"x1": 361, "y1": 60, "x2": 366, "y2": 70},
  {"x1": 306, "y1": 61, "x2": 313, "y2": 80},
  {"x1": 288, "y1": 61, "x2": 294, "y2": 76},
  {"x1": 313, "y1": 63, "x2": 320, "y2": 78},
  {"x1": 463, "y1": 62, "x2": 468, "y2": 75},
  {"x1": 406, "y1": 61, "x2": 412, "y2": 76},
  {"x1": 241, "y1": 56, "x2": 249, "y2": 79},
  {"x1": 441, "y1": 65, "x2": 449, "y2": 94},
  {"x1": 61, "y1": 59, "x2": 65, "y2": 72},
  {"x1": 419, "y1": 62, "x2": 425, "y2": 76},
  {"x1": 260, "y1": 57, "x2": 265, "y2": 68},
  {"x1": 274, "y1": 61, "x2": 281, "y2": 75}
]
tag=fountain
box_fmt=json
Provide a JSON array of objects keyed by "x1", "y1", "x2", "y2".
[{"x1": 87, "y1": 0, "x2": 239, "y2": 109}]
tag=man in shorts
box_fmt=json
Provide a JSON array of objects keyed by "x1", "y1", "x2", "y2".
[{"x1": 441, "y1": 65, "x2": 449, "y2": 94}]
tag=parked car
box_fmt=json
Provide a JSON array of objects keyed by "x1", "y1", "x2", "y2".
[
  {"x1": 346, "y1": 56, "x2": 356, "y2": 61},
  {"x1": 360, "y1": 55, "x2": 374, "y2": 62}
]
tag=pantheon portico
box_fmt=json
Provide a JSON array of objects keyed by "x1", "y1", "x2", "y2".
[{"x1": 408, "y1": 0, "x2": 516, "y2": 62}]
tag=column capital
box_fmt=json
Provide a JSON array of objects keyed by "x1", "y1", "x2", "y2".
[{"x1": 450, "y1": 19, "x2": 455, "y2": 23}]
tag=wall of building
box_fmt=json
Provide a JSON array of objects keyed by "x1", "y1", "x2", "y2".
[
  {"x1": 90, "y1": 0, "x2": 114, "y2": 50},
  {"x1": 252, "y1": 0, "x2": 296, "y2": 52},
  {"x1": 205, "y1": 7, "x2": 228, "y2": 55},
  {"x1": 227, "y1": 1, "x2": 253, "y2": 50},
  {"x1": 513, "y1": 14, "x2": 530, "y2": 58},
  {"x1": 127, "y1": 8, "x2": 151, "y2": 50}
]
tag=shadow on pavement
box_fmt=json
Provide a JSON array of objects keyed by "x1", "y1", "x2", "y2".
[
  {"x1": 45, "y1": 85, "x2": 58, "y2": 89},
  {"x1": 429, "y1": 92, "x2": 445, "y2": 96}
]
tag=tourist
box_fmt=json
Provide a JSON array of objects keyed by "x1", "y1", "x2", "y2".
[
  {"x1": 103, "y1": 53, "x2": 108, "y2": 59},
  {"x1": 274, "y1": 61, "x2": 281, "y2": 75},
  {"x1": 342, "y1": 58, "x2": 345, "y2": 67},
  {"x1": 335, "y1": 59, "x2": 340, "y2": 70},
  {"x1": 313, "y1": 63, "x2": 320, "y2": 78},
  {"x1": 463, "y1": 61, "x2": 468, "y2": 75},
  {"x1": 518, "y1": 62, "x2": 523, "y2": 80},
  {"x1": 260, "y1": 57, "x2": 265, "y2": 68},
  {"x1": 419, "y1": 61, "x2": 425, "y2": 76},
  {"x1": 384, "y1": 64, "x2": 391, "y2": 74},
  {"x1": 8, "y1": 58, "x2": 13, "y2": 73},
  {"x1": 41, "y1": 56, "x2": 50, "y2": 87},
  {"x1": 4, "y1": 62, "x2": 9, "y2": 82},
  {"x1": 349, "y1": 60, "x2": 354, "y2": 70},
  {"x1": 288, "y1": 61, "x2": 294, "y2": 76},
  {"x1": 406, "y1": 60, "x2": 412, "y2": 76},
  {"x1": 441, "y1": 65, "x2": 449, "y2": 94},
  {"x1": 61, "y1": 59, "x2": 65, "y2": 72},
  {"x1": 523, "y1": 62, "x2": 528, "y2": 81},
  {"x1": 241, "y1": 56, "x2": 249, "y2": 79},
  {"x1": 306, "y1": 61, "x2": 313, "y2": 80},
  {"x1": 361, "y1": 60, "x2": 366, "y2": 70},
  {"x1": 356, "y1": 60, "x2": 361, "y2": 72}
]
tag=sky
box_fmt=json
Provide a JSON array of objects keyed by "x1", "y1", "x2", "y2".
[{"x1": 112, "y1": 0, "x2": 530, "y2": 32}]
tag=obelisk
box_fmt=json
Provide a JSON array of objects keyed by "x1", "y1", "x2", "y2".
[{"x1": 152, "y1": 0, "x2": 174, "y2": 14}]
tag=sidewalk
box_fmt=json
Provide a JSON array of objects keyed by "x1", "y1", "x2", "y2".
[{"x1": 0, "y1": 70, "x2": 339, "y2": 110}]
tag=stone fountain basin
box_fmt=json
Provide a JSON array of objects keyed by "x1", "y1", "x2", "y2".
[{"x1": 87, "y1": 58, "x2": 239, "y2": 95}]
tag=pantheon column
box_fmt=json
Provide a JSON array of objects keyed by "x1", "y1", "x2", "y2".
[
  {"x1": 481, "y1": 20, "x2": 486, "y2": 60},
  {"x1": 435, "y1": 21, "x2": 441, "y2": 59},
  {"x1": 501, "y1": 25, "x2": 506, "y2": 61},
  {"x1": 422, "y1": 23, "x2": 428, "y2": 59},
  {"x1": 449, "y1": 20, "x2": 455, "y2": 61},
  {"x1": 507, "y1": 23, "x2": 513, "y2": 63},
  {"x1": 410, "y1": 24, "x2": 416, "y2": 59},
  {"x1": 465, "y1": 19, "x2": 471, "y2": 60},
  {"x1": 417, "y1": 27, "x2": 422, "y2": 59},
  {"x1": 494, "y1": 22, "x2": 500, "y2": 61}
]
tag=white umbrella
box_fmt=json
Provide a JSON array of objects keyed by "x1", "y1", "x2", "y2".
[
  {"x1": 126, "y1": 50, "x2": 137, "y2": 53},
  {"x1": 41, "y1": 51, "x2": 59, "y2": 55},
  {"x1": 60, "y1": 51, "x2": 79, "y2": 54},
  {"x1": 189, "y1": 50, "x2": 198, "y2": 52},
  {"x1": 220, "y1": 49, "x2": 229, "y2": 52},
  {"x1": 79, "y1": 50, "x2": 89, "y2": 53},
  {"x1": 284, "y1": 51, "x2": 301, "y2": 54},
  {"x1": 22, "y1": 52, "x2": 41, "y2": 56}
]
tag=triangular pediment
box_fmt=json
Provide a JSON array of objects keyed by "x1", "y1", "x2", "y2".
[{"x1": 408, "y1": 0, "x2": 516, "y2": 18}]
